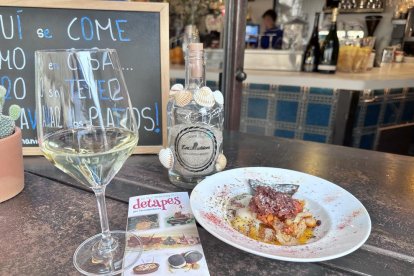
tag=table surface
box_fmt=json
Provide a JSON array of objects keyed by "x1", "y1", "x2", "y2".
[{"x1": 1, "y1": 131, "x2": 414, "y2": 275}]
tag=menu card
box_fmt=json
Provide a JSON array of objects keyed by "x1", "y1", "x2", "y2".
[{"x1": 123, "y1": 192, "x2": 210, "y2": 275}]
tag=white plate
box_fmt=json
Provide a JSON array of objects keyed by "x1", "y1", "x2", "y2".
[{"x1": 190, "y1": 167, "x2": 371, "y2": 262}]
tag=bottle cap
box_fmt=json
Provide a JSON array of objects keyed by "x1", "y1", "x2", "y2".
[
  {"x1": 187, "y1": 43, "x2": 204, "y2": 79},
  {"x1": 332, "y1": 8, "x2": 338, "y2": 22}
]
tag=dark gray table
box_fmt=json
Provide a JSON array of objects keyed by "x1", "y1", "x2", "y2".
[{"x1": 1, "y1": 131, "x2": 413, "y2": 275}]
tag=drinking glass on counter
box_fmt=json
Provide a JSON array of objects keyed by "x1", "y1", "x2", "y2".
[
  {"x1": 337, "y1": 36, "x2": 375, "y2": 73},
  {"x1": 35, "y1": 49, "x2": 142, "y2": 275}
]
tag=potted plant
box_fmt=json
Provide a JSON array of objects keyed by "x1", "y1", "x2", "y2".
[{"x1": 0, "y1": 85, "x2": 24, "y2": 203}]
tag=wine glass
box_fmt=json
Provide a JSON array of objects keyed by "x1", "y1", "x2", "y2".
[{"x1": 35, "y1": 49, "x2": 142, "y2": 275}]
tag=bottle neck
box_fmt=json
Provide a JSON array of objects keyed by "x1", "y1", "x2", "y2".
[
  {"x1": 312, "y1": 13, "x2": 320, "y2": 35},
  {"x1": 185, "y1": 50, "x2": 206, "y2": 89},
  {"x1": 330, "y1": 21, "x2": 337, "y2": 32},
  {"x1": 314, "y1": 13, "x2": 320, "y2": 29},
  {"x1": 330, "y1": 9, "x2": 338, "y2": 32}
]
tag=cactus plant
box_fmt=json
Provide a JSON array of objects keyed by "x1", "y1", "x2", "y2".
[{"x1": 0, "y1": 85, "x2": 21, "y2": 139}]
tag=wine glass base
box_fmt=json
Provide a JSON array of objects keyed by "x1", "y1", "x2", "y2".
[{"x1": 73, "y1": 230, "x2": 142, "y2": 276}]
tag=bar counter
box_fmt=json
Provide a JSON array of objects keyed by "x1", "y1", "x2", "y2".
[
  {"x1": 1, "y1": 131, "x2": 413, "y2": 275},
  {"x1": 244, "y1": 63, "x2": 414, "y2": 90},
  {"x1": 171, "y1": 63, "x2": 414, "y2": 90},
  {"x1": 172, "y1": 63, "x2": 414, "y2": 150}
]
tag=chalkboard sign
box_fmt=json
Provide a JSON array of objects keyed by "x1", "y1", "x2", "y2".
[{"x1": 0, "y1": 1, "x2": 169, "y2": 155}]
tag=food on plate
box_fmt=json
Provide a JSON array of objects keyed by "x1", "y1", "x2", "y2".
[
  {"x1": 248, "y1": 179, "x2": 299, "y2": 195},
  {"x1": 133, "y1": 263, "x2": 159, "y2": 274},
  {"x1": 227, "y1": 182, "x2": 320, "y2": 245}
]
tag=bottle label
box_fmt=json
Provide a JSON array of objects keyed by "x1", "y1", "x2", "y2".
[
  {"x1": 174, "y1": 126, "x2": 218, "y2": 173},
  {"x1": 318, "y1": 64, "x2": 336, "y2": 71}
]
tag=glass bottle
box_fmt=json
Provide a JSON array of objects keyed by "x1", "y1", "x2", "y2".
[
  {"x1": 282, "y1": 3, "x2": 308, "y2": 51},
  {"x1": 318, "y1": 8, "x2": 340, "y2": 74},
  {"x1": 302, "y1": 12, "x2": 321, "y2": 72},
  {"x1": 167, "y1": 43, "x2": 224, "y2": 189}
]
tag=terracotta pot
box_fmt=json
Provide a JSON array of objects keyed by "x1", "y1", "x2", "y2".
[{"x1": 0, "y1": 127, "x2": 24, "y2": 202}]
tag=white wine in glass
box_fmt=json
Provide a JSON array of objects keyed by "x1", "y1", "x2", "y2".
[
  {"x1": 41, "y1": 128, "x2": 137, "y2": 188},
  {"x1": 35, "y1": 49, "x2": 142, "y2": 275}
]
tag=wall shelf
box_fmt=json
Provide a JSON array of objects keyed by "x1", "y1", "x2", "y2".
[{"x1": 323, "y1": 8, "x2": 384, "y2": 14}]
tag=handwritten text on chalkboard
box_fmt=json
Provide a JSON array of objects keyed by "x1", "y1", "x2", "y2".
[{"x1": 0, "y1": 6, "x2": 163, "y2": 148}]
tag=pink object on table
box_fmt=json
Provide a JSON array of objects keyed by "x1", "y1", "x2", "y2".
[{"x1": 0, "y1": 127, "x2": 24, "y2": 203}]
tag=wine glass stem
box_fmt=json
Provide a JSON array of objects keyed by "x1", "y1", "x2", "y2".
[{"x1": 94, "y1": 187, "x2": 113, "y2": 249}]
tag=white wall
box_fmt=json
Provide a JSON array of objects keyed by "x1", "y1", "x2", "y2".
[
  {"x1": 248, "y1": 0, "x2": 394, "y2": 54},
  {"x1": 247, "y1": 0, "x2": 274, "y2": 32}
]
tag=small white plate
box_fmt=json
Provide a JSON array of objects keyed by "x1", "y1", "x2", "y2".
[{"x1": 190, "y1": 167, "x2": 371, "y2": 262}]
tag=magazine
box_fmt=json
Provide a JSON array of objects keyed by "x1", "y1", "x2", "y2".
[{"x1": 123, "y1": 192, "x2": 210, "y2": 275}]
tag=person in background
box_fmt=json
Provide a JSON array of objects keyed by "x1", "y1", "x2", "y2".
[{"x1": 261, "y1": 9, "x2": 283, "y2": 49}]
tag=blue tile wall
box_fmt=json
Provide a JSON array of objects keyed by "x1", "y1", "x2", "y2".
[
  {"x1": 240, "y1": 82, "x2": 414, "y2": 151},
  {"x1": 389, "y1": 88, "x2": 404, "y2": 95},
  {"x1": 402, "y1": 101, "x2": 414, "y2": 122},
  {"x1": 250, "y1": 83, "x2": 271, "y2": 91},
  {"x1": 303, "y1": 133, "x2": 327, "y2": 143},
  {"x1": 247, "y1": 125, "x2": 266, "y2": 135},
  {"x1": 241, "y1": 84, "x2": 337, "y2": 143},
  {"x1": 354, "y1": 106, "x2": 361, "y2": 125},
  {"x1": 306, "y1": 103, "x2": 331, "y2": 126},
  {"x1": 276, "y1": 101, "x2": 298, "y2": 123},
  {"x1": 174, "y1": 78, "x2": 185, "y2": 86},
  {"x1": 352, "y1": 88, "x2": 414, "y2": 150},
  {"x1": 383, "y1": 102, "x2": 400, "y2": 124},
  {"x1": 206, "y1": 80, "x2": 219, "y2": 91},
  {"x1": 309, "y1": 87, "x2": 334, "y2": 96},
  {"x1": 247, "y1": 98, "x2": 268, "y2": 119},
  {"x1": 373, "y1": 89, "x2": 385, "y2": 96},
  {"x1": 360, "y1": 133, "x2": 375, "y2": 149},
  {"x1": 279, "y1": 85, "x2": 301, "y2": 93},
  {"x1": 364, "y1": 104, "x2": 381, "y2": 126},
  {"x1": 274, "y1": 129, "x2": 295, "y2": 138}
]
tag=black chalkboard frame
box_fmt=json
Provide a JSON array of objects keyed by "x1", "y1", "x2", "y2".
[{"x1": 0, "y1": 0, "x2": 169, "y2": 155}]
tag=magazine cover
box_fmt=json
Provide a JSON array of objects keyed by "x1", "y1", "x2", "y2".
[{"x1": 123, "y1": 192, "x2": 210, "y2": 275}]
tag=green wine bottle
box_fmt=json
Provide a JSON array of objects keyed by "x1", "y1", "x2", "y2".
[
  {"x1": 318, "y1": 8, "x2": 339, "y2": 74},
  {"x1": 302, "y1": 13, "x2": 321, "y2": 72}
]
